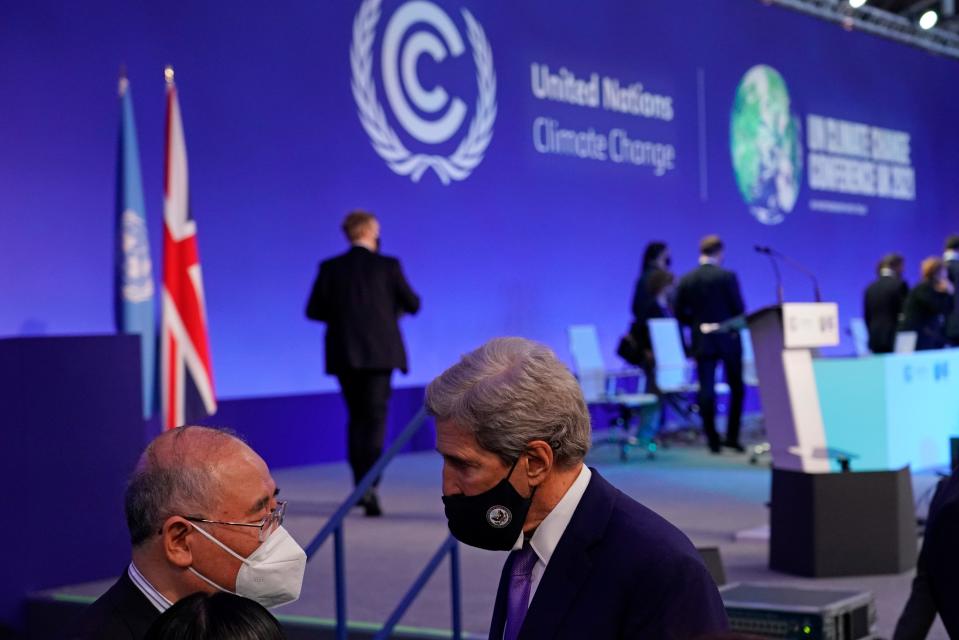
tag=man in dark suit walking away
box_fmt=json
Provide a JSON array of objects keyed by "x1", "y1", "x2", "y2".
[
  {"x1": 863, "y1": 253, "x2": 909, "y2": 354},
  {"x1": 674, "y1": 235, "x2": 747, "y2": 454},
  {"x1": 428, "y1": 337, "x2": 728, "y2": 640},
  {"x1": 943, "y1": 234, "x2": 959, "y2": 347},
  {"x1": 306, "y1": 211, "x2": 421, "y2": 516}
]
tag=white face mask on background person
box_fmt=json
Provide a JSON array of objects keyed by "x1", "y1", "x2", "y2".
[{"x1": 188, "y1": 524, "x2": 307, "y2": 608}]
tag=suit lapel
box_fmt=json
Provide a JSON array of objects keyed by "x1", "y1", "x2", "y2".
[
  {"x1": 518, "y1": 470, "x2": 616, "y2": 640},
  {"x1": 489, "y1": 554, "x2": 513, "y2": 640}
]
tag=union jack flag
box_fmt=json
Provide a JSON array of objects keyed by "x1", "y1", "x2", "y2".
[{"x1": 161, "y1": 67, "x2": 216, "y2": 429}]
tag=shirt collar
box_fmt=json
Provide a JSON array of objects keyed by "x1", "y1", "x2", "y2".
[
  {"x1": 945, "y1": 249, "x2": 959, "y2": 262},
  {"x1": 699, "y1": 255, "x2": 719, "y2": 266},
  {"x1": 511, "y1": 465, "x2": 592, "y2": 567},
  {"x1": 128, "y1": 562, "x2": 173, "y2": 613},
  {"x1": 879, "y1": 268, "x2": 897, "y2": 278}
]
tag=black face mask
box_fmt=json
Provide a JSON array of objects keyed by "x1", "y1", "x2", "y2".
[{"x1": 442, "y1": 455, "x2": 535, "y2": 551}]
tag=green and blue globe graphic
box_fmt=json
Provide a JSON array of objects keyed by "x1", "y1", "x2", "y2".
[{"x1": 730, "y1": 65, "x2": 803, "y2": 225}]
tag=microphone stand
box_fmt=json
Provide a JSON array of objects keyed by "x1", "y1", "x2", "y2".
[
  {"x1": 754, "y1": 245, "x2": 822, "y2": 303},
  {"x1": 755, "y1": 246, "x2": 785, "y2": 305},
  {"x1": 768, "y1": 248, "x2": 822, "y2": 303}
]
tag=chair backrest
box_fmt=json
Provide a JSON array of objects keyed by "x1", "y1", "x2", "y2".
[
  {"x1": 740, "y1": 328, "x2": 759, "y2": 386},
  {"x1": 894, "y1": 331, "x2": 917, "y2": 353},
  {"x1": 849, "y1": 318, "x2": 870, "y2": 357},
  {"x1": 648, "y1": 318, "x2": 688, "y2": 390},
  {"x1": 567, "y1": 324, "x2": 607, "y2": 403}
]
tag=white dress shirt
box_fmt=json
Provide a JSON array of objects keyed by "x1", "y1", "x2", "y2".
[
  {"x1": 509, "y1": 465, "x2": 592, "y2": 606},
  {"x1": 128, "y1": 562, "x2": 173, "y2": 613}
]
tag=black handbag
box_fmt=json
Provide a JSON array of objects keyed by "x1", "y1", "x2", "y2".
[{"x1": 616, "y1": 332, "x2": 644, "y2": 366}]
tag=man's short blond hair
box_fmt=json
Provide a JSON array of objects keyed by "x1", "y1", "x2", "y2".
[
  {"x1": 699, "y1": 235, "x2": 724, "y2": 257},
  {"x1": 342, "y1": 210, "x2": 377, "y2": 243}
]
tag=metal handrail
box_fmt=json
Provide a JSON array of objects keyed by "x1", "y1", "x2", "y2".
[
  {"x1": 375, "y1": 535, "x2": 461, "y2": 640},
  {"x1": 302, "y1": 406, "x2": 462, "y2": 640}
]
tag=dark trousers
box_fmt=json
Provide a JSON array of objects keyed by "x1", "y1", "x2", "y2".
[
  {"x1": 695, "y1": 348, "x2": 745, "y2": 447},
  {"x1": 337, "y1": 369, "x2": 392, "y2": 487}
]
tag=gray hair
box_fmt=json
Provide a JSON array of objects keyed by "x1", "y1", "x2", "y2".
[
  {"x1": 124, "y1": 425, "x2": 240, "y2": 546},
  {"x1": 425, "y1": 337, "x2": 591, "y2": 468}
]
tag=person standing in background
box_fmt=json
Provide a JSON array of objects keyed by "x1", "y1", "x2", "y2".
[
  {"x1": 306, "y1": 211, "x2": 421, "y2": 516},
  {"x1": 901, "y1": 257, "x2": 954, "y2": 351},
  {"x1": 863, "y1": 253, "x2": 909, "y2": 354},
  {"x1": 674, "y1": 235, "x2": 746, "y2": 454},
  {"x1": 627, "y1": 242, "x2": 673, "y2": 392},
  {"x1": 943, "y1": 234, "x2": 959, "y2": 346}
]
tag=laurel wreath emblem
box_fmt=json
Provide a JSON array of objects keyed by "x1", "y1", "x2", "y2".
[{"x1": 350, "y1": 0, "x2": 497, "y2": 184}]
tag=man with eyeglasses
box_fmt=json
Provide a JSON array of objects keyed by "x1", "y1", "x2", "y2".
[{"x1": 76, "y1": 426, "x2": 307, "y2": 640}]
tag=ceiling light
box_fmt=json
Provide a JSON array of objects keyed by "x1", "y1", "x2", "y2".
[
  {"x1": 919, "y1": 10, "x2": 939, "y2": 29},
  {"x1": 849, "y1": 0, "x2": 867, "y2": 8}
]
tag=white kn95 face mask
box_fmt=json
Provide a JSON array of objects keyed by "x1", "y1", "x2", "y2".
[{"x1": 188, "y1": 524, "x2": 307, "y2": 608}]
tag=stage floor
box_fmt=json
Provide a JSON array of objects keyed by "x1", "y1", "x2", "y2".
[{"x1": 47, "y1": 438, "x2": 947, "y2": 639}]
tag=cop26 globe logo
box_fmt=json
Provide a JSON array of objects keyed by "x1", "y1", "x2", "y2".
[
  {"x1": 730, "y1": 65, "x2": 803, "y2": 225},
  {"x1": 351, "y1": 0, "x2": 497, "y2": 184}
]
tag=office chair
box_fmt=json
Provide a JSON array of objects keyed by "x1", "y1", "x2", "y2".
[
  {"x1": 646, "y1": 318, "x2": 730, "y2": 433},
  {"x1": 567, "y1": 324, "x2": 658, "y2": 461}
]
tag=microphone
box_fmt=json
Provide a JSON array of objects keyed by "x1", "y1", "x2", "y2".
[
  {"x1": 755, "y1": 245, "x2": 784, "y2": 304},
  {"x1": 756, "y1": 245, "x2": 822, "y2": 303}
]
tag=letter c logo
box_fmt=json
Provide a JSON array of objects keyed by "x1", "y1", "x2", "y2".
[{"x1": 381, "y1": 1, "x2": 467, "y2": 144}]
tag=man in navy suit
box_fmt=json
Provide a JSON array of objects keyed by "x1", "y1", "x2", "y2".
[
  {"x1": 426, "y1": 337, "x2": 728, "y2": 640},
  {"x1": 675, "y1": 235, "x2": 747, "y2": 453},
  {"x1": 864, "y1": 253, "x2": 909, "y2": 354}
]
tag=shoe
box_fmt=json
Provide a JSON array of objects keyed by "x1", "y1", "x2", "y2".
[
  {"x1": 708, "y1": 442, "x2": 721, "y2": 454},
  {"x1": 362, "y1": 490, "x2": 383, "y2": 517},
  {"x1": 722, "y1": 441, "x2": 746, "y2": 453}
]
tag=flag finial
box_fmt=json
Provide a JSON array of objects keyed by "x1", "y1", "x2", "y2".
[
  {"x1": 118, "y1": 64, "x2": 128, "y2": 97},
  {"x1": 164, "y1": 65, "x2": 175, "y2": 85}
]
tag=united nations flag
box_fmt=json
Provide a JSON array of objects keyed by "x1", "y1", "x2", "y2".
[{"x1": 114, "y1": 70, "x2": 156, "y2": 419}]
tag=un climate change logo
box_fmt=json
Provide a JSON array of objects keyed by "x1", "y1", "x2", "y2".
[
  {"x1": 730, "y1": 65, "x2": 803, "y2": 225},
  {"x1": 351, "y1": 0, "x2": 497, "y2": 184}
]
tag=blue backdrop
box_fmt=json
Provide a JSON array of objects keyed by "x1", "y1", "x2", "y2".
[{"x1": 2, "y1": 0, "x2": 957, "y2": 398}]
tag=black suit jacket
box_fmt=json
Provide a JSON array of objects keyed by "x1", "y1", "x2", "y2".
[
  {"x1": 901, "y1": 281, "x2": 953, "y2": 350},
  {"x1": 74, "y1": 572, "x2": 159, "y2": 640},
  {"x1": 945, "y1": 259, "x2": 959, "y2": 343},
  {"x1": 489, "y1": 470, "x2": 728, "y2": 640},
  {"x1": 306, "y1": 246, "x2": 421, "y2": 374},
  {"x1": 863, "y1": 275, "x2": 908, "y2": 354},
  {"x1": 674, "y1": 264, "x2": 745, "y2": 358}
]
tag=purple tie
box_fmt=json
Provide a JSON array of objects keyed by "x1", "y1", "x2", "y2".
[{"x1": 504, "y1": 542, "x2": 538, "y2": 640}]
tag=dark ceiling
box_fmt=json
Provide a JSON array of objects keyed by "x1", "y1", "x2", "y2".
[{"x1": 869, "y1": 0, "x2": 959, "y2": 31}]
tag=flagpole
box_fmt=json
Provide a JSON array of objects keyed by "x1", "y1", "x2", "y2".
[
  {"x1": 118, "y1": 64, "x2": 128, "y2": 98},
  {"x1": 164, "y1": 64, "x2": 175, "y2": 86}
]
